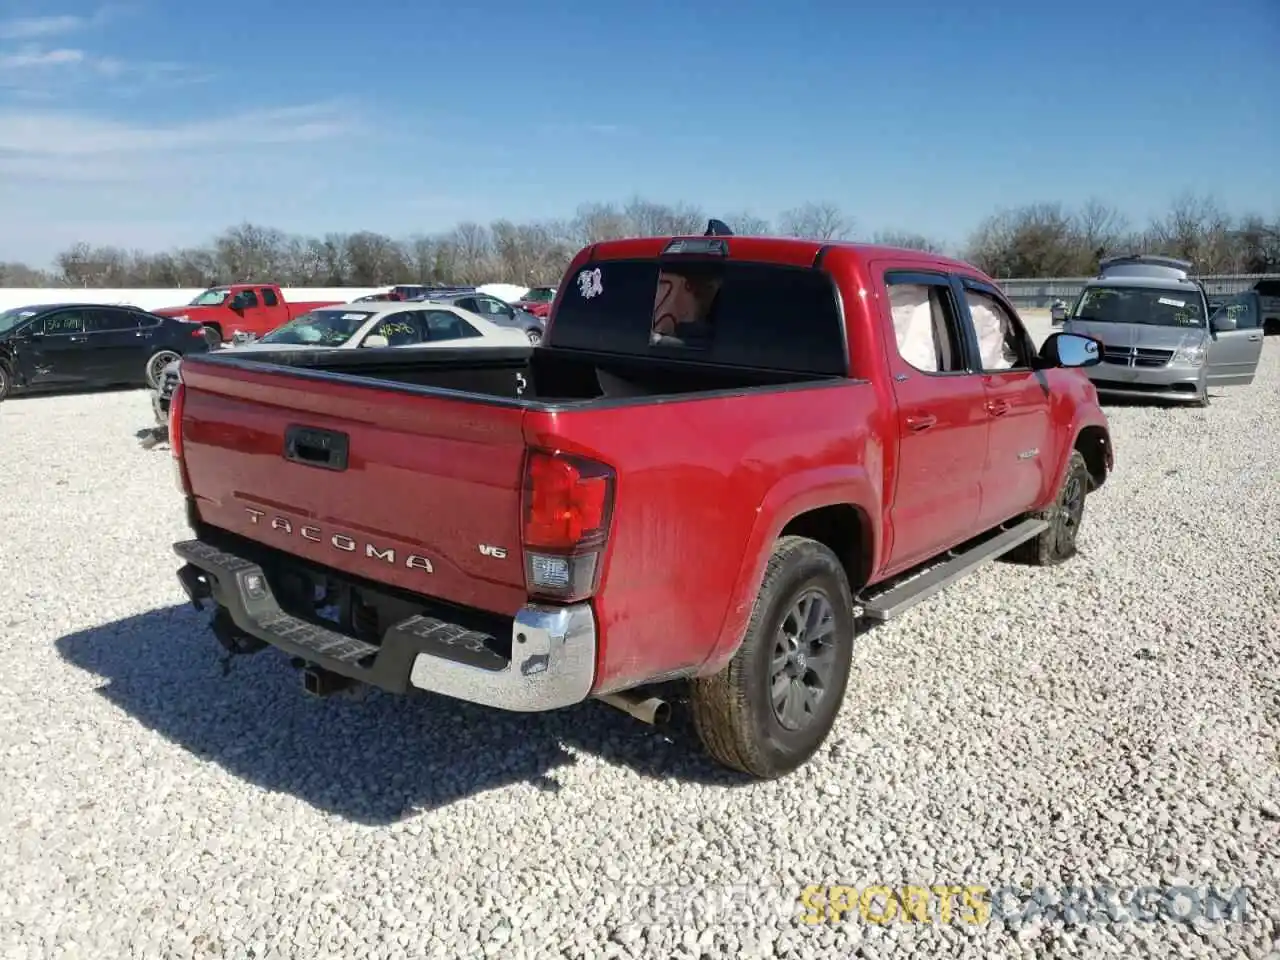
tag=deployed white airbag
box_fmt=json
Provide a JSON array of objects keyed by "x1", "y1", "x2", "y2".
[
  {"x1": 968, "y1": 296, "x2": 1013, "y2": 369},
  {"x1": 889, "y1": 284, "x2": 938, "y2": 371}
]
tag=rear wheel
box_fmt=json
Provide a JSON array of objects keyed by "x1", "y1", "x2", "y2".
[
  {"x1": 145, "y1": 350, "x2": 180, "y2": 389},
  {"x1": 690, "y1": 536, "x2": 855, "y2": 778},
  {"x1": 526, "y1": 327, "x2": 543, "y2": 345},
  {"x1": 0, "y1": 364, "x2": 10, "y2": 401}
]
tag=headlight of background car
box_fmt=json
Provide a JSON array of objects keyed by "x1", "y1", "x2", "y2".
[
  {"x1": 170, "y1": 313, "x2": 189, "y2": 322},
  {"x1": 1173, "y1": 341, "x2": 1207, "y2": 366}
]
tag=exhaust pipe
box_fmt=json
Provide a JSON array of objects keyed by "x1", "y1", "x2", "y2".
[
  {"x1": 302, "y1": 665, "x2": 355, "y2": 698},
  {"x1": 597, "y1": 690, "x2": 671, "y2": 725}
]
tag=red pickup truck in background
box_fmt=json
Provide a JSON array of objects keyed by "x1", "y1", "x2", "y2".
[
  {"x1": 166, "y1": 225, "x2": 1114, "y2": 778},
  {"x1": 151, "y1": 284, "x2": 343, "y2": 343}
]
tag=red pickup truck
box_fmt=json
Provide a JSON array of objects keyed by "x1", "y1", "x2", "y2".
[
  {"x1": 167, "y1": 227, "x2": 1114, "y2": 778},
  {"x1": 152, "y1": 283, "x2": 342, "y2": 343}
]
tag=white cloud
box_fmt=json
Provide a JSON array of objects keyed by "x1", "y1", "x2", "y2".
[
  {"x1": 0, "y1": 46, "x2": 85, "y2": 68},
  {"x1": 0, "y1": 14, "x2": 88, "y2": 40},
  {"x1": 0, "y1": 101, "x2": 356, "y2": 160},
  {"x1": 0, "y1": 100, "x2": 372, "y2": 263}
]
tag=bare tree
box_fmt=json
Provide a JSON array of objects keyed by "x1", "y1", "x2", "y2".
[
  {"x1": 872, "y1": 230, "x2": 946, "y2": 254},
  {"x1": 777, "y1": 201, "x2": 854, "y2": 241},
  {"x1": 2, "y1": 196, "x2": 1276, "y2": 289},
  {"x1": 720, "y1": 211, "x2": 772, "y2": 235}
]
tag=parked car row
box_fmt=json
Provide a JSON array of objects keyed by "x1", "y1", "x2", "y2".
[{"x1": 6, "y1": 227, "x2": 1267, "y2": 782}]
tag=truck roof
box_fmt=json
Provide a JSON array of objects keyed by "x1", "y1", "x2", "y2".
[{"x1": 584, "y1": 234, "x2": 979, "y2": 274}]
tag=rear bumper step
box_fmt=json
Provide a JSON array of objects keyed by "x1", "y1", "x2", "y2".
[{"x1": 172, "y1": 538, "x2": 597, "y2": 712}]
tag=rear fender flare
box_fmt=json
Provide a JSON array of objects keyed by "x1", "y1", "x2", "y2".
[{"x1": 696, "y1": 465, "x2": 881, "y2": 677}]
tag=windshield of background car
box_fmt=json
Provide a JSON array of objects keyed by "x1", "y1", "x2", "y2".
[
  {"x1": 189, "y1": 288, "x2": 231, "y2": 306},
  {"x1": 257, "y1": 309, "x2": 375, "y2": 346},
  {"x1": 524, "y1": 287, "x2": 556, "y2": 302},
  {"x1": 1070, "y1": 285, "x2": 1207, "y2": 328},
  {"x1": 0, "y1": 307, "x2": 40, "y2": 335},
  {"x1": 549, "y1": 258, "x2": 847, "y2": 375}
]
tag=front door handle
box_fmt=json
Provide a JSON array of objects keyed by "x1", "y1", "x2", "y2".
[
  {"x1": 68, "y1": 335, "x2": 87, "y2": 343},
  {"x1": 986, "y1": 400, "x2": 1010, "y2": 416},
  {"x1": 906, "y1": 414, "x2": 937, "y2": 431},
  {"x1": 1247, "y1": 333, "x2": 1261, "y2": 341}
]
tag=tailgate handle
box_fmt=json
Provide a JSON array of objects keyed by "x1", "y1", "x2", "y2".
[{"x1": 284, "y1": 425, "x2": 349, "y2": 471}]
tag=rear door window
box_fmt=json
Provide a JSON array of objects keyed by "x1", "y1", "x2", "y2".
[
  {"x1": 549, "y1": 258, "x2": 847, "y2": 375},
  {"x1": 423, "y1": 310, "x2": 482, "y2": 341},
  {"x1": 42, "y1": 310, "x2": 87, "y2": 335}
]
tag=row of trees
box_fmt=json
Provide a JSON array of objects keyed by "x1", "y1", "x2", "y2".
[{"x1": 2, "y1": 194, "x2": 1277, "y2": 290}]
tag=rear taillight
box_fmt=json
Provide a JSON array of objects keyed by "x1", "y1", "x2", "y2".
[
  {"x1": 169, "y1": 380, "x2": 191, "y2": 495},
  {"x1": 521, "y1": 449, "x2": 615, "y2": 603}
]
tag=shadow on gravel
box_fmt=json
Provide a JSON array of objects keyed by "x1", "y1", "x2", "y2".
[
  {"x1": 3, "y1": 383, "x2": 144, "y2": 402},
  {"x1": 55, "y1": 604, "x2": 754, "y2": 824}
]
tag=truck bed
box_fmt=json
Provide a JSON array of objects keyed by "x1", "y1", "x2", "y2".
[
  {"x1": 185, "y1": 343, "x2": 836, "y2": 405},
  {"x1": 174, "y1": 345, "x2": 854, "y2": 636}
]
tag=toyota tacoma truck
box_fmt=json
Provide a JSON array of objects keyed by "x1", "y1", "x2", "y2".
[
  {"x1": 151, "y1": 284, "x2": 343, "y2": 343},
  {"x1": 166, "y1": 224, "x2": 1114, "y2": 778}
]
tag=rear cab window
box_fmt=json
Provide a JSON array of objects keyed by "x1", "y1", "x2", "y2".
[{"x1": 548, "y1": 256, "x2": 848, "y2": 375}]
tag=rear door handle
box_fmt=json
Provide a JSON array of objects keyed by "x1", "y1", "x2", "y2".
[
  {"x1": 1247, "y1": 333, "x2": 1261, "y2": 341},
  {"x1": 986, "y1": 400, "x2": 1010, "y2": 416},
  {"x1": 68, "y1": 335, "x2": 87, "y2": 343},
  {"x1": 906, "y1": 414, "x2": 937, "y2": 431}
]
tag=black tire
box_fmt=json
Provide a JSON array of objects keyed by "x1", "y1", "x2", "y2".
[
  {"x1": 1011, "y1": 450, "x2": 1090, "y2": 566},
  {"x1": 0, "y1": 364, "x2": 10, "y2": 401},
  {"x1": 690, "y1": 536, "x2": 855, "y2": 778},
  {"x1": 526, "y1": 328, "x2": 543, "y2": 345}
]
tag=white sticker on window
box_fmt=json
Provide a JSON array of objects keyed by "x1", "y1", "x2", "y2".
[
  {"x1": 577, "y1": 267, "x2": 603, "y2": 299},
  {"x1": 1157, "y1": 297, "x2": 1185, "y2": 308},
  {"x1": 342, "y1": 313, "x2": 366, "y2": 320}
]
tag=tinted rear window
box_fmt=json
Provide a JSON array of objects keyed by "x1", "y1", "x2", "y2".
[{"x1": 549, "y1": 258, "x2": 847, "y2": 375}]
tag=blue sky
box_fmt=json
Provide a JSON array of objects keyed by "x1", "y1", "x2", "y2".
[{"x1": 1, "y1": 0, "x2": 1277, "y2": 266}]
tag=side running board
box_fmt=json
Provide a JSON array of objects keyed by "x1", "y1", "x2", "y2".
[{"x1": 858, "y1": 518, "x2": 1049, "y2": 622}]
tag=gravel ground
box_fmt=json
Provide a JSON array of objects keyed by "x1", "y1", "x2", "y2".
[{"x1": 1, "y1": 341, "x2": 1278, "y2": 960}]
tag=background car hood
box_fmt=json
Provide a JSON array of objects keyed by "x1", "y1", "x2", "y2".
[
  {"x1": 1063, "y1": 320, "x2": 1206, "y2": 349},
  {"x1": 225, "y1": 341, "x2": 331, "y2": 352}
]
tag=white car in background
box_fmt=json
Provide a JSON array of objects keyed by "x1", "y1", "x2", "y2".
[
  {"x1": 147, "y1": 302, "x2": 529, "y2": 437},
  {"x1": 234, "y1": 301, "x2": 532, "y2": 352}
]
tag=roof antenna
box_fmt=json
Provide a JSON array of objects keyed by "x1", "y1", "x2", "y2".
[{"x1": 704, "y1": 218, "x2": 734, "y2": 237}]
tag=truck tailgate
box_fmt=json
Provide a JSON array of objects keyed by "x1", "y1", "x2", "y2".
[{"x1": 178, "y1": 359, "x2": 530, "y2": 614}]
